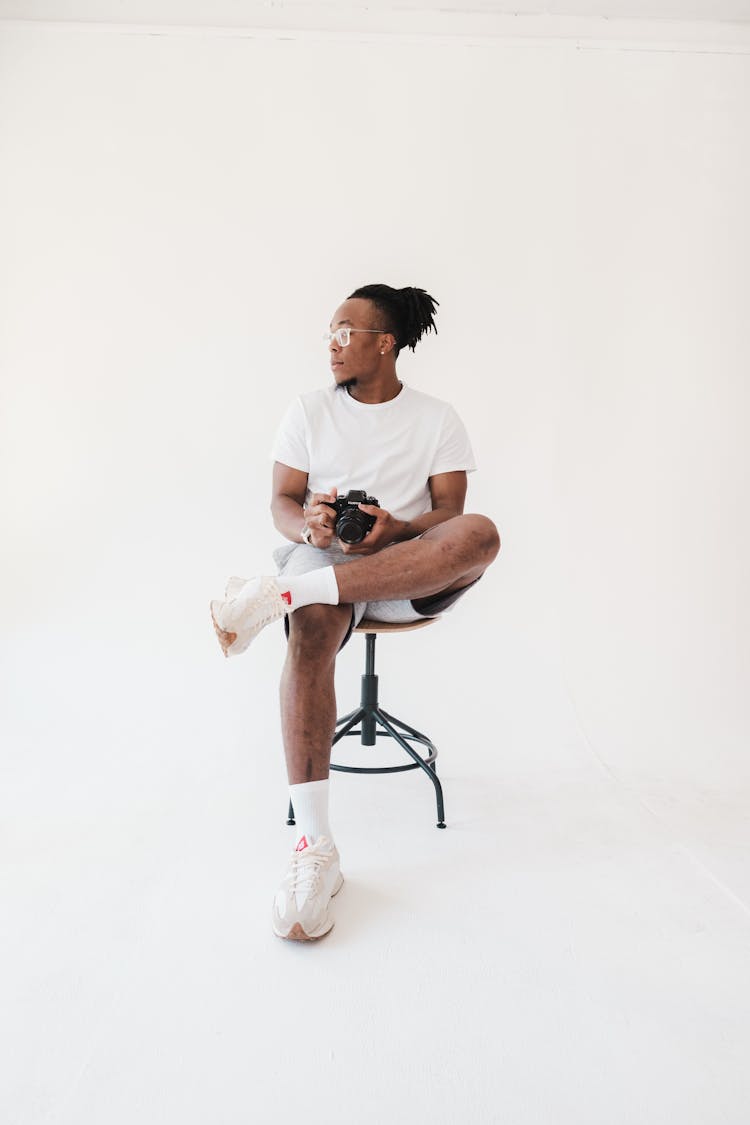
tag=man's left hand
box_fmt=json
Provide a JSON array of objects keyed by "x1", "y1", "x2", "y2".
[{"x1": 340, "y1": 504, "x2": 406, "y2": 555}]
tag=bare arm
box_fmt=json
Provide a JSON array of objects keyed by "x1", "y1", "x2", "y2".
[
  {"x1": 271, "y1": 462, "x2": 308, "y2": 543},
  {"x1": 341, "y1": 470, "x2": 468, "y2": 555},
  {"x1": 271, "y1": 461, "x2": 340, "y2": 548},
  {"x1": 394, "y1": 470, "x2": 468, "y2": 541},
  {"x1": 272, "y1": 462, "x2": 468, "y2": 552}
]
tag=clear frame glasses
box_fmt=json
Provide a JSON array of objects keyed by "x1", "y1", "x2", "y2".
[{"x1": 323, "y1": 327, "x2": 384, "y2": 348}]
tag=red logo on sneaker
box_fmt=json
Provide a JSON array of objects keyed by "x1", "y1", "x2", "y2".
[
  {"x1": 280, "y1": 590, "x2": 292, "y2": 606},
  {"x1": 295, "y1": 835, "x2": 309, "y2": 852}
]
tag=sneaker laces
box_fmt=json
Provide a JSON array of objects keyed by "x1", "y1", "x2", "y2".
[
  {"x1": 231, "y1": 577, "x2": 285, "y2": 626},
  {"x1": 289, "y1": 849, "x2": 327, "y2": 900}
]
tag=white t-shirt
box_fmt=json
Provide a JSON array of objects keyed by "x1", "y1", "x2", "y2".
[{"x1": 270, "y1": 383, "x2": 476, "y2": 523}]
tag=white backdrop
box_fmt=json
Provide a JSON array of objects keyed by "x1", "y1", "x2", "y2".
[
  {"x1": 3, "y1": 14, "x2": 750, "y2": 1125},
  {"x1": 1, "y1": 17, "x2": 749, "y2": 828}
]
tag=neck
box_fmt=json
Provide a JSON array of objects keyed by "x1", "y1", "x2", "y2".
[{"x1": 347, "y1": 370, "x2": 402, "y2": 405}]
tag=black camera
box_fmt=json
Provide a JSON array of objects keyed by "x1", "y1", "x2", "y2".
[{"x1": 325, "y1": 489, "x2": 380, "y2": 545}]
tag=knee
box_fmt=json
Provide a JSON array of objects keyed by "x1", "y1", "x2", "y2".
[
  {"x1": 463, "y1": 514, "x2": 501, "y2": 563},
  {"x1": 287, "y1": 604, "x2": 350, "y2": 659}
]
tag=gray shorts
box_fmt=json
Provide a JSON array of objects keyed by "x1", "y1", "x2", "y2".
[{"x1": 272, "y1": 539, "x2": 480, "y2": 649}]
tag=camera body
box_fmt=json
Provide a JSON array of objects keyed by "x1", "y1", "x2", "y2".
[{"x1": 325, "y1": 489, "x2": 380, "y2": 545}]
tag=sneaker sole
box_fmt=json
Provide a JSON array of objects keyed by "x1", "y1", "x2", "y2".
[
  {"x1": 273, "y1": 872, "x2": 344, "y2": 942},
  {"x1": 210, "y1": 581, "x2": 285, "y2": 659},
  {"x1": 211, "y1": 599, "x2": 263, "y2": 659},
  {"x1": 210, "y1": 601, "x2": 239, "y2": 658}
]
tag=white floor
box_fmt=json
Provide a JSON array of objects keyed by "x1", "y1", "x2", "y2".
[{"x1": 3, "y1": 628, "x2": 750, "y2": 1125}]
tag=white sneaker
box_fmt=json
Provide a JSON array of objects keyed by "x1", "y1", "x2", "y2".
[
  {"x1": 210, "y1": 575, "x2": 287, "y2": 658},
  {"x1": 272, "y1": 835, "x2": 344, "y2": 942},
  {"x1": 224, "y1": 575, "x2": 248, "y2": 600}
]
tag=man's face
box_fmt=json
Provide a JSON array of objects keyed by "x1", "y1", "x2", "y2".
[{"x1": 328, "y1": 298, "x2": 388, "y2": 388}]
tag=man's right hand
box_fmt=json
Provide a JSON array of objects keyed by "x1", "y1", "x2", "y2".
[{"x1": 303, "y1": 486, "x2": 338, "y2": 549}]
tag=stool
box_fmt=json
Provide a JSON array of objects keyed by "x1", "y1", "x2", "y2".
[{"x1": 286, "y1": 617, "x2": 446, "y2": 829}]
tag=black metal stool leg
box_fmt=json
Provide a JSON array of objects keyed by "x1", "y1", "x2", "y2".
[
  {"x1": 379, "y1": 708, "x2": 438, "y2": 773},
  {"x1": 333, "y1": 707, "x2": 365, "y2": 746},
  {"x1": 375, "y1": 708, "x2": 446, "y2": 828}
]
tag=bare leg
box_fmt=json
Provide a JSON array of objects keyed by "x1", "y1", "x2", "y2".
[
  {"x1": 280, "y1": 603, "x2": 353, "y2": 784},
  {"x1": 334, "y1": 514, "x2": 500, "y2": 605}
]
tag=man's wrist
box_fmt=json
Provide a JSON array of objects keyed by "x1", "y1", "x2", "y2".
[{"x1": 392, "y1": 518, "x2": 413, "y2": 543}]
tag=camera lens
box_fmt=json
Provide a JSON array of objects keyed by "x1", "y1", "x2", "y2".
[{"x1": 336, "y1": 510, "x2": 367, "y2": 544}]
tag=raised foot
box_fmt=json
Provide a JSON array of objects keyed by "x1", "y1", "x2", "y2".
[
  {"x1": 210, "y1": 604, "x2": 236, "y2": 658},
  {"x1": 209, "y1": 576, "x2": 287, "y2": 659}
]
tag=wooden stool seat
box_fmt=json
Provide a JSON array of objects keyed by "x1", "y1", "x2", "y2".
[{"x1": 354, "y1": 617, "x2": 437, "y2": 634}]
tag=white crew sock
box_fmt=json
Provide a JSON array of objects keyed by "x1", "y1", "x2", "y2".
[
  {"x1": 289, "y1": 778, "x2": 332, "y2": 848},
  {"x1": 273, "y1": 567, "x2": 339, "y2": 612}
]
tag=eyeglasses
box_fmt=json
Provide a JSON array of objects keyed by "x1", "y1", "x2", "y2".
[{"x1": 323, "y1": 327, "x2": 384, "y2": 348}]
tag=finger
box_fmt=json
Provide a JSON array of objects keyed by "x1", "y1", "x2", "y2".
[
  {"x1": 358, "y1": 503, "x2": 381, "y2": 515},
  {"x1": 342, "y1": 535, "x2": 372, "y2": 551}
]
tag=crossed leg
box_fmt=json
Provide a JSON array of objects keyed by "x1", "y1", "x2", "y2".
[
  {"x1": 281, "y1": 514, "x2": 500, "y2": 783},
  {"x1": 332, "y1": 514, "x2": 499, "y2": 607}
]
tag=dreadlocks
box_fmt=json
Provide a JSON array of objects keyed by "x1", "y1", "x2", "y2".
[{"x1": 347, "y1": 284, "x2": 439, "y2": 358}]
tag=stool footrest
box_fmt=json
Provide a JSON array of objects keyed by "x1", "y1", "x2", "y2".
[{"x1": 330, "y1": 705, "x2": 446, "y2": 827}]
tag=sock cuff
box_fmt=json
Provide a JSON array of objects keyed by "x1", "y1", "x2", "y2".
[
  {"x1": 288, "y1": 777, "x2": 333, "y2": 846},
  {"x1": 275, "y1": 565, "x2": 339, "y2": 611},
  {"x1": 289, "y1": 778, "x2": 330, "y2": 795}
]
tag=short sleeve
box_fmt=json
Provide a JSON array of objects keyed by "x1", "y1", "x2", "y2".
[
  {"x1": 270, "y1": 397, "x2": 309, "y2": 473},
  {"x1": 429, "y1": 404, "x2": 477, "y2": 477}
]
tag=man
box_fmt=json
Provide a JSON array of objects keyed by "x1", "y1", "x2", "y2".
[{"x1": 211, "y1": 283, "x2": 500, "y2": 942}]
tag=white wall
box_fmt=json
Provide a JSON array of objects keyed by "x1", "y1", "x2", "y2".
[{"x1": 1, "y1": 17, "x2": 748, "y2": 803}]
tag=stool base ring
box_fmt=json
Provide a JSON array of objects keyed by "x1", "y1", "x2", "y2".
[{"x1": 330, "y1": 705, "x2": 446, "y2": 829}]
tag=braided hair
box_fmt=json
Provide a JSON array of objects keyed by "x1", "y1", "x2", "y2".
[{"x1": 347, "y1": 284, "x2": 438, "y2": 358}]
